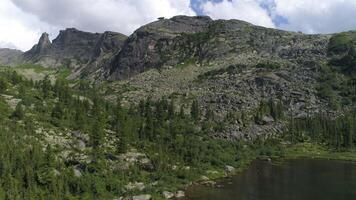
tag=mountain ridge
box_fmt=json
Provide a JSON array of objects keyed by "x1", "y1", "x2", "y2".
[{"x1": 1, "y1": 16, "x2": 355, "y2": 138}]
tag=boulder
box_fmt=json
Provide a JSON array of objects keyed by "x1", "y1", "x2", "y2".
[
  {"x1": 225, "y1": 165, "x2": 235, "y2": 173},
  {"x1": 73, "y1": 167, "x2": 82, "y2": 177},
  {"x1": 162, "y1": 191, "x2": 174, "y2": 199},
  {"x1": 125, "y1": 182, "x2": 145, "y2": 191},
  {"x1": 175, "y1": 190, "x2": 185, "y2": 198},
  {"x1": 132, "y1": 194, "x2": 152, "y2": 200}
]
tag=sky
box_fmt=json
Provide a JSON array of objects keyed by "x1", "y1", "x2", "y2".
[{"x1": 1, "y1": 0, "x2": 356, "y2": 51}]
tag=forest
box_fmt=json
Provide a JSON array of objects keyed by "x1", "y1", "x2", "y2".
[{"x1": 0, "y1": 68, "x2": 355, "y2": 199}]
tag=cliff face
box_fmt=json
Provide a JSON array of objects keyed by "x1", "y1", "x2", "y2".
[
  {"x1": 22, "y1": 28, "x2": 127, "y2": 79},
  {"x1": 71, "y1": 31, "x2": 127, "y2": 80},
  {"x1": 106, "y1": 16, "x2": 330, "y2": 80},
  {"x1": 107, "y1": 16, "x2": 213, "y2": 79}
]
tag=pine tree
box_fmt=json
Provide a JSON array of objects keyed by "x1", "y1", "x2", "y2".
[
  {"x1": 117, "y1": 118, "x2": 128, "y2": 154},
  {"x1": 205, "y1": 106, "x2": 214, "y2": 121},
  {"x1": 0, "y1": 78, "x2": 7, "y2": 93},
  {"x1": 91, "y1": 118, "x2": 105, "y2": 160},
  {"x1": 51, "y1": 102, "x2": 64, "y2": 126},
  {"x1": 41, "y1": 75, "x2": 51, "y2": 99},
  {"x1": 179, "y1": 105, "x2": 185, "y2": 119},
  {"x1": 190, "y1": 99, "x2": 199, "y2": 121},
  {"x1": 12, "y1": 103, "x2": 24, "y2": 120},
  {"x1": 168, "y1": 99, "x2": 175, "y2": 119}
]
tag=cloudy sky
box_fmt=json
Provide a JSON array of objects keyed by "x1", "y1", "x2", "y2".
[{"x1": 1, "y1": 0, "x2": 356, "y2": 51}]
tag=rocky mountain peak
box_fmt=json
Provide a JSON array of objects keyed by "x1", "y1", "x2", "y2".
[
  {"x1": 137, "y1": 15, "x2": 212, "y2": 35},
  {"x1": 24, "y1": 32, "x2": 52, "y2": 59},
  {"x1": 38, "y1": 32, "x2": 51, "y2": 48}
]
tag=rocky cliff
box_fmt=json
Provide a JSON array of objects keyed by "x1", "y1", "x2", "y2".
[
  {"x1": 106, "y1": 16, "x2": 330, "y2": 80},
  {"x1": 22, "y1": 28, "x2": 127, "y2": 79},
  {"x1": 1, "y1": 16, "x2": 355, "y2": 139}
]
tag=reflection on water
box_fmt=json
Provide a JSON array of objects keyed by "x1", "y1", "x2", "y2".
[{"x1": 185, "y1": 159, "x2": 356, "y2": 200}]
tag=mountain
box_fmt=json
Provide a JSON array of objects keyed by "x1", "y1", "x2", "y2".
[
  {"x1": 101, "y1": 16, "x2": 354, "y2": 138},
  {"x1": 0, "y1": 15, "x2": 356, "y2": 200},
  {"x1": 19, "y1": 28, "x2": 127, "y2": 79},
  {"x1": 1, "y1": 16, "x2": 355, "y2": 138},
  {"x1": 0, "y1": 48, "x2": 23, "y2": 66},
  {"x1": 105, "y1": 15, "x2": 329, "y2": 80}
]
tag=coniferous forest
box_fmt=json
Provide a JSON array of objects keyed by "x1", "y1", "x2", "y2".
[{"x1": 0, "y1": 66, "x2": 355, "y2": 199}]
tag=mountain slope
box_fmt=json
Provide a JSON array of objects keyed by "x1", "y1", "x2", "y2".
[
  {"x1": 0, "y1": 48, "x2": 23, "y2": 66},
  {"x1": 106, "y1": 16, "x2": 329, "y2": 80},
  {"x1": 0, "y1": 15, "x2": 356, "y2": 200},
  {"x1": 7, "y1": 28, "x2": 128, "y2": 79},
  {"x1": 0, "y1": 16, "x2": 355, "y2": 139}
]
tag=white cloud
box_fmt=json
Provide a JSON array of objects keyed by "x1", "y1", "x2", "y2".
[
  {"x1": 273, "y1": 0, "x2": 356, "y2": 34},
  {"x1": 199, "y1": 0, "x2": 356, "y2": 34},
  {"x1": 11, "y1": 0, "x2": 195, "y2": 35},
  {"x1": 0, "y1": 0, "x2": 55, "y2": 51},
  {"x1": 0, "y1": 41, "x2": 18, "y2": 49},
  {"x1": 3, "y1": 0, "x2": 356, "y2": 52},
  {"x1": 201, "y1": 0, "x2": 275, "y2": 28},
  {"x1": 0, "y1": 0, "x2": 194, "y2": 51}
]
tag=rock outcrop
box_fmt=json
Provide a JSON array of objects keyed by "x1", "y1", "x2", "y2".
[
  {"x1": 106, "y1": 15, "x2": 329, "y2": 80},
  {"x1": 107, "y1": 16, "x2": 212, "y2": 80},
  {"x1": 21, "y1": 28, "x2": 127, "y2": 79}
]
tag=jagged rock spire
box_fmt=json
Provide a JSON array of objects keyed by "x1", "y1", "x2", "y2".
[{"x1": 34, "y1": 32, "x2": 52, "y2": 54}]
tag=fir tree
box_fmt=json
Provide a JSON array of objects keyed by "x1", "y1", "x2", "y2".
[
  {"x1": 190, "y1": 99, "x2": 199, "y2": 121},
  {"x1": 12, "y1": 103, "x2": 24, "y2": 120}
]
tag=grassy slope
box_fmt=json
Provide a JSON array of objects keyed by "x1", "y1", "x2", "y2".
[{"x1": 284, "y1": 143, "x2": 356, "y2": 162}]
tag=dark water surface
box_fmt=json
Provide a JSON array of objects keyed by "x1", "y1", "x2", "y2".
[{"x1": 185, "y1": 159, "x2": 356, "y2": 200}]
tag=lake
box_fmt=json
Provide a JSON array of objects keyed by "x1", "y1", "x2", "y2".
[{"x1": 184, "y1": 159, "x2": 356, "y2": 200}]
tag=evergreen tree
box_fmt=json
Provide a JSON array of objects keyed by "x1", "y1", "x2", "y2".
[
  {"x1": 51, "y1": 102, "x2": 64, "y2": 126},
  {"x1": 0, "y1": 77, "x2": 7, "y2": 93},
  {"x1": 117, "y1": 118, "x2": 129, "y2": 154},
  {"x1": 12, "y1": 102, "x2": 24, "y2": 120},
  {"x1": 205, "y1": 106, "x2": 214, "y2": 121},
  {"x1": 168, "y1": 99, "x2": 175, "y2": 119},
  {"x1": 41, "y1": 75, "x2": 52, "y2": 99},
  {"x1": 179, "y1": 105, "x2": 185, "y2": 119},
  {"x1": 190, "y1": 99, "x2": 199, "y2": 121}
]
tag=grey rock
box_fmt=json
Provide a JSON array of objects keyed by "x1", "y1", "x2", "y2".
[
  {"x1": 132, "y1": 194, "x2": 152, "y2": 200},
  {"x1": 162, "y1": 191, "x2": 174, "y2": 199},
  {"x1": 175, "y1": 190, "x2": 185, "y2": 198},
  {"x1": 19, "y1": 28, "x2": 127, "y2": 80},
  {"x1": 125, "y1": 182, "x2": 145, "y2": 191},
  {"x1": 73, "y1": 166, "x2": 82, "y2": 177},
  {"x1": 225, "y1": 165, "x2": 235, "y2": 173}
]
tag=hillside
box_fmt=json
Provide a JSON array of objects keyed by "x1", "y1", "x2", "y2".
[
  {"x1": 0, "y1": 15, "x2": 356, "y2": 199},
  {"x1": 0, "y1": 48, "x2": 23, "y2": 66}
]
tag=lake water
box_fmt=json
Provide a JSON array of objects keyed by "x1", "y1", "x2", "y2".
[{"x1": 185, "y1": 159, "x2": 356, "y2": 200}]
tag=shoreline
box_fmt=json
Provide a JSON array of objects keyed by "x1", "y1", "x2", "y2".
[{"x1": 180, "y1": 142, "x2": 356, "y2": 199}]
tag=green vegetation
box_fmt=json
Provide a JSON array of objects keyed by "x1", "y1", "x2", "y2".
[
  {"x1": 255, "y1": 62, "x2": 281, "y2": 70},
  {"x1": 328, "y1": 31, "x2": 356, "y2": 55},
  {"x1": 286, "y1": 111, "x2": 356, "y2": 151},
  {"x1": 0, "y1": 68, "x2": 268, "y2": 199},
  {"x1": 0, "y1": 62, "x2": 355, "y2": 199},
  {"x1": 284, "y1": 143, "x2": 356, "y2": 162},
  {"x1": 196, "y1": 64, "x2": 246, "y2": 80}
]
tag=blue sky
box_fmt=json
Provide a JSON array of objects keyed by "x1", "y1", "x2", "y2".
[
  {"x1": 190, "y1": 0, "x2": 288, "y2": 27},
  {"x1": 191, "y1": 0, "x2": 215, "y2": 15},
  {"x1": 2, "y1": 0, "x2": 356, "y2": 51}
]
